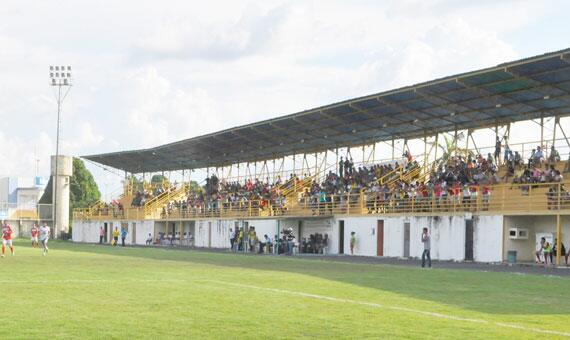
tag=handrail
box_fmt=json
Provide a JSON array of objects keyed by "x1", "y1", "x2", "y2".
[{"x1": 74, "y1": 179, "x2": 570, "y2": 221}]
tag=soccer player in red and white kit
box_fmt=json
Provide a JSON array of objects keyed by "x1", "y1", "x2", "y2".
[
  {"x1": 31, "y1": 223, "x2": 39, "y2": 248},
  {"x1": 1, "y1": 221, "x2": 15, "y2": 257}
]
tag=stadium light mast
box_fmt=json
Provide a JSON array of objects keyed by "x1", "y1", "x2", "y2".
[{"x1": 49, "y1": 65, "x2": 72, "y2": 239}]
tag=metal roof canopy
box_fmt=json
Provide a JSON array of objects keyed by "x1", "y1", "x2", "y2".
[{"x1": 84, "y1": 48, "x2": 570, "y2": 173}]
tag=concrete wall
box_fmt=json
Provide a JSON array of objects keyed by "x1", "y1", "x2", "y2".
[
  {"x1": 337, "y1": 217, "x2": 378, "y2": 256},
  {"x1": 504, "y1": 215, "x2": 570, "y2": 262},
  {"x1": 71, "y1": 214, "x2": 507, "y2": 262},
  {"x1": 72, "y1": 220, "x2": 101, "y2": 243},
  {"x1": 135, "y1": 220, "x2": 154, "y2": 245},
  {"x1": 473, "y1": 215, "x2": 503, "y2": 262}
]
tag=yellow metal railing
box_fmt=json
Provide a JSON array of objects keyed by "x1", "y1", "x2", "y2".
[{"x1": 73, "y1": 180, "x2": 570, "y2": 221}]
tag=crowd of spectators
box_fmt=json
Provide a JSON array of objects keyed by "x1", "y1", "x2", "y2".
[
  {"x1": 131, "y1": 185, "x2": 167, "y2": 207},
  {"x1": 93, "y1": 144, "x2": 569, "y2": 218},
  {"x1": 230, "y1": 226, "x2": 297, "y2": 255}
]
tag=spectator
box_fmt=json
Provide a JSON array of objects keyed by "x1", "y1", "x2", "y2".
[
  {"x1": 112, "y1": 227, "x2": 119, "y2": 246},
  {"x1": 535, "y1": 237, "x2": 545, "y2": 263},
  {"x1": 513, "y1": 151, "x2": 522, "y2": 167},
  {"x1": 551, "y1": 238, "x2": 568, "y2": 266},
  {"x1": 120, "y1": 228, "x2": 127, "y2": 247},
  {"x1": 421, "y1": 227, "x2": 431, "y2": 268},
  {"x1": 548, "y1": 146, "x2": 561, "y2": 163},
  {"x1": 534, "y1": 146, "x2": 544, "y2": 165},
  {"x1": 350, "y1": 231, "x2": 356, "y2": 255},
  {"x1": 494, "y1": 137, "x2": 501, "y2": 164},
  {"x1": 503, "y1": 144, "x2": 511, "y2": 164},
  {"x1": 543, "y1": 240, "x2": 552, "y2": 266},
  {"x1": 99, "y1": 226, "x2": 105, "y2": 244},
  {"x1": 262, "y1": 234, "x2": 272, "y2": 254},
  {"x1": 145, "y1": 233, "x2": 153, "y2": 245}
]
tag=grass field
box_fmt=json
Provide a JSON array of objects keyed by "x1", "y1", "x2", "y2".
[{"x1": 2, "y1": 240, "x2": 570, "y2": 339}]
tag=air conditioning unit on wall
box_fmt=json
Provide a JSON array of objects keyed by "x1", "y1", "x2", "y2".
[{"x1": 508, "y1": 227, "x2": 529, "y2": 240}]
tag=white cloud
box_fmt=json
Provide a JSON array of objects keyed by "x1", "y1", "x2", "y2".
[{"x1": 0, "y1": 0, "x2": 568, "y2": 198}]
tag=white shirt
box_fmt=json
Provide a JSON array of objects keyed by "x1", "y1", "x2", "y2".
[{"x1": 39, "y1": 226, "x2": 50, "y2": 240}]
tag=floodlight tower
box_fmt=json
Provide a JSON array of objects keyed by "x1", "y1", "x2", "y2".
[{"x1": 49, "y1": 66, "x2": 73, "y2": 238}]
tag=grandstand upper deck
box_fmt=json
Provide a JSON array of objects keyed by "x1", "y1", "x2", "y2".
[{"x1": 84, "y1": 47, "x2": 570, "y2": 173}]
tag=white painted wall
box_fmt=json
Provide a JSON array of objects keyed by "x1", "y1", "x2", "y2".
[
  {"x1": 135, "y1": 220, "x2": 154, "y2": 245},
  {"x1": 246, "y1": 219, "x2": 279, "y2": 242},
  {"x1": 473, "y1": 215, "x2": 503, "y2": 262},
  {"x1": 338, "y1": 217, "x2": 377, "y2": 256},
  {"x1": 381, "y1": 216, "x2": 466, "y2": 261},
  {"x1": 70, "y1": 213, "x2": 509, "y2": 263},
  {"x1": 72, "y1": 220, "x2": 100, "y2": 243},
  {"x1": 383, "y1": 218, "x2": 404, "y2": 257}
]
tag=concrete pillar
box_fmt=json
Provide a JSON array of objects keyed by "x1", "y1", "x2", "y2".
[{"x1": 51, "y1": 155, "x2": 73, "y2": 235}]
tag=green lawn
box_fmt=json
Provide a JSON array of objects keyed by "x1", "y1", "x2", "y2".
[{"x1": 2, "y1": 240, "x2": 570, "y2": 339}]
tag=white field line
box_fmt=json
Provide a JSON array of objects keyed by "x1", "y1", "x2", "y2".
[{"x1": 207, "y1": 280, "x2": 570, "y2": 337}]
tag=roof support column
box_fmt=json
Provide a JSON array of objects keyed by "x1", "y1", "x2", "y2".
[
  {"x1": 391, "y1": 139, "x2": 395, "y2": 161},
  {"x1": 556, "y1": 213, "x2": 561, "y2": 266},
  {"x1": 469, "y1": 132, "x2": 480, "y2": 156},
  {"x1": 552, "y1": 116, "x2": 559, "y2": 154},
  {"x1": 434, "y1": 133, "x2": 439, "y2": 163},
  {"x1": 557, "y1": 118, "x2": 570, "y2": 148},
  {"x1": 540, "y1": 114, "x2": 545, "y2": 150},
  {"x1": 423, "y1": 134, "x2": 427, "y2": 170},
  {"x1": 335, "y1": 148, "x2": 339, "y2": 174},
  {"x1": 292, "y1": 154, "x2": 296, "y2": 177},
  {"x1": 465, "y1": 130, "x2": 470, "y2": 159},
  {"x1": 314, "y1": 152, "x2": 318, "y2": 178},
  {"x1": 454, "y1": 128, "x2": 458, "y2": 158}
]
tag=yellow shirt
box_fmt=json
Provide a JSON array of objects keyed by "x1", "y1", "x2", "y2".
[{"x1": 112, "y1": 230, "x2": 120, "y2": 237}]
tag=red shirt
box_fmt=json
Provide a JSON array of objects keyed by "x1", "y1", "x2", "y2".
[
  {"x1": 2, "y1": 225, "x2": 13, "y2": 240},
  {"x1": 31, "y1": 228, "x2": 39, "y2": 237}
]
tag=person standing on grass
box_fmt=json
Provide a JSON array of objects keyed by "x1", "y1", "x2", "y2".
[
  {"x1": 421, "y1": 228, "x2": 431, "y2": 268},
  {"x1": 112, "y1": 227, "x2": 119, "y2": 246},
  {"x1": 1, "y1": 221, "x2": 15, "y2": 257},
  {"x1": 39, "y1": 223, "x2": 50, "y2": 256},
  {"x1": 120, "y1": 228, "x2": 127, "y2": 247},
  {"x1": 31, "y1": 223, "x2": 39, "y2": 248},
  {"x1": 350, "y1": 232, "x2": 356, "y2": 255},
  {"x1": 99, "y1": 226, "x2": 105, "y2": 244}
]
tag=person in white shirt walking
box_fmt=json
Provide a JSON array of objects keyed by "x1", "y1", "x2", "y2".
[{"x1": 39, "y1": 223, "x2": 51, "y2": 256}]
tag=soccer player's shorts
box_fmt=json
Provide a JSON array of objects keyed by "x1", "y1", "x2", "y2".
[
  {"x1": 41, "y1": 238, "x2": 48, "y2": 245},
  {"x1": 31, "y1": 236, "x2": 38, "y2": 242},
  {"x1": 2, "y1": 239, "x2": 13, "y2": 247}
]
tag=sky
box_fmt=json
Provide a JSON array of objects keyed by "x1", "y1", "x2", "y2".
[{"x1": 1, "y1": 0, "x2": 569, "y2": 199}]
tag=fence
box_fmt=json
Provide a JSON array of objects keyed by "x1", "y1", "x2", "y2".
[{"x1": 73, "y1": 180, "x2": 570, "y2": 221}]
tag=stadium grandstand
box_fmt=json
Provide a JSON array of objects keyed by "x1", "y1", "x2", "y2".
[{"x1": 73, "y1": 48, "x2": 570, "y2": 265}]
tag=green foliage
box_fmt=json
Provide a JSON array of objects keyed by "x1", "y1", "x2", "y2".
[
  {"x1": 70, "y1": 158, "x2": 101, "y2": 209},
  {"x1": 38, "y1": 157, "x2": 101, "y2": 212},
  {"x1": 188, "y1": 180, "x2": 203, "y2": 194},
  {"x1": 151, "y1": 174, "x2": 167, "y2": 184}
]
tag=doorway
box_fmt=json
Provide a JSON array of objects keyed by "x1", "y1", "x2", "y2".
[
  {"x1": 103, "y1": 223, "x2": 108, "y2": 243},
  {"x1": 208, "y1": 222, "x2": 212, "y2": 248},
  {"x1": 403, "y1": 222, "x2": 410, "y2": 258},
  {"x1": 338, "y1": 220, "x2": 345, "y2": 254},
  {"x1": 103, "y1": 222, "x2": 112, "y2": 243},
  {"x1": 377, "y1": 220, "x2": 384, "y2": 256},
  {"x1": 131, "y1": 222, "x2": 136, "y2": 245},
  {"x1": 465, "y1": 219, "x2": 474, "y2": 261}
]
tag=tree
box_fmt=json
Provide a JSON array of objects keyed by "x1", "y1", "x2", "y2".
[
  {"x1": 151, "y1": 174, "x2": 167, "y2": 184},
  {"x1": 39, "y1": 158, "x2": 101, "y2": 216}
]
